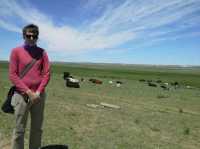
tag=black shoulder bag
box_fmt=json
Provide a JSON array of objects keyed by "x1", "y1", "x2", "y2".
[{"x1": 1, "y1": 59, "x2": 36, "y2": 114}]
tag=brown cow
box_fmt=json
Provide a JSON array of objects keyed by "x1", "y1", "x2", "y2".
[{"x1": 89, "y1": 79, "x2": 103, "y2": 84}]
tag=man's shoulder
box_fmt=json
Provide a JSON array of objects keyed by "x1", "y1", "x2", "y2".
[
  {"x1": 37, "y1": 46, "x2": 44, "y2": 50},
  {"x1": 35, "y1": 46, "x2": 49, "y2": 60},
  {"x1": 37, "y1": 46, "x2": 46, "y2": 53},
  {"x1": 12, "y1": 46, "x2": 24, "y2": 52}
]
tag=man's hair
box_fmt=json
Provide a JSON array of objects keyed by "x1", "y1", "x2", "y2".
[{"x1": 23, "y1": 24, "x2": 39, "y2": 37}]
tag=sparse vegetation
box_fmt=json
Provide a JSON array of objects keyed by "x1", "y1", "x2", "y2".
[{"x1": 1, "y1": 61, "x2": 200, "y2": 149}]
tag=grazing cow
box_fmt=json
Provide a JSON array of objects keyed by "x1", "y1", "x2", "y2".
[
  {"x1": 139, "y1": 79, "x2": 146, "y2": 82},
  {"x1": 171, "y1": 81, "x2": 179, "y2": 89},
  {"x1": 66, "y1": 77, "x2": 80, "y2": 88},
  {"x1": 160, "y1": 85, "x2": 169, "y2": 90},
  {"x1": 116, "y1": 81, "x2": 122, "y2": 84},
  {"x1": 164, "y1": 82, "x2": 169, "y2": 86},
  {"x1": 116, "y1": 81, "x2": 122, "y2": 87},
  {"x1": 186, "y1": 85, "x2": 192, "y2": 89},
  {"x1": 116, "y1": 83, "x2": 121, "y2": 87},
  {"x1": 89, "y1": 78, "x2": 103, "y2": 84},
  {"x1": 89, "y1": 78, "x2": 95, "y2": 82},
  {"x1": 109, "y1": 80, "x2": 113, "y2": 84},
  {"x1": 64, "y1": 72, "x2": 80, "y2": 88},
  {"x1": 94, "y1": 79, "x2": 102, "y2": 84},
  {"x1": 171, "y1": 81, "x2": 178, "y2": 86},
  {"x1": 148, "y1": 82, "x2": 157, "y2": 87}
]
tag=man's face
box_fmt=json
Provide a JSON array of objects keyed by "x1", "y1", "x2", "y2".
[{"x1": 24, "y1": 30, "x2": 38, "y2": 46}]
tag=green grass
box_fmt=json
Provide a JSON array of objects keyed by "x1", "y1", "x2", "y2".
[{"x1": 0, "y1": 62, "x2": 200, "y2": 149}]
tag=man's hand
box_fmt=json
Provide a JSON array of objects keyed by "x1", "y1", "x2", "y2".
[{"x1": 26, "y1": 89, "x2": 40, "y2": 104}]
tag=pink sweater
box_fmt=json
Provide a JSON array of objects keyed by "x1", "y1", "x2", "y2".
[{"x1": 9, "y1": 45, "x2": 50, "y2": 93}]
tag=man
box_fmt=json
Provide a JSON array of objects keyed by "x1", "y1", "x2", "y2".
[{"x1": 9, "y1": 24, "x2": 50, "y2": 149}]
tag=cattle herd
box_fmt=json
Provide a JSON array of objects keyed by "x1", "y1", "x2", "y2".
[
  {"x1": 63, "y1": 72, "x2": 123, "y2": 88},
  {"x1": 63, "y1": 72, "x2": 193, "y2": 90},
  {"x1": 139, "y1": 79, "x2": 185, "y2": 90}
]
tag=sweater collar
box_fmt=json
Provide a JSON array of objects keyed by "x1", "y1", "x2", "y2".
[{"x1": 24, "y1": 44, "x2": 37, "y2": 51}]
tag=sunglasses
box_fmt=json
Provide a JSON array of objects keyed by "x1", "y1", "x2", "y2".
[{"x1": 25, "y1": 34, "x2": 38, "y2": 39}]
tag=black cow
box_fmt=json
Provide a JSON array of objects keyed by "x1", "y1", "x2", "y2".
[
  {"x1": 148, "y1": 82, "x2": 157, "y2": 87},
  {"x1": 139, "y1": 79, "x2": 146, "y2": 82},
  {"x1": 116, "y1": 81, "x2": 123, "y2": 84},
  {"x1": 171, "y1": 81, "x2": 179, "y2": 89},
  {"x1": 160, "y1": 85, "x2": 169, "y2": 90}
]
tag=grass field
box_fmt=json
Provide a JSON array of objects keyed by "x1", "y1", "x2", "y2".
[{"x1": 0, "y1": 61, "x2": 200, "y2": 149}]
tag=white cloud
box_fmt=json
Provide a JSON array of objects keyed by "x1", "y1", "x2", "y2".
[
  {"x1": 0, "y1": 0, "x2": 200, "y2": 54},
  {"x1": 0, "y1": 20, "x2": 21, "y2": 32}
]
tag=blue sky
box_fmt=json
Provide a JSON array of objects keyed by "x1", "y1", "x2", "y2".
[{"x1": 0, "y1": 0, "x2": 200, "y2": 65}]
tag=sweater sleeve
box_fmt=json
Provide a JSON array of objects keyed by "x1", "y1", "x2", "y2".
[
  {"x1": 9, "y1": 49, "x2": 29, "y2": 92},
  {"x1": 36, "y1": 51, "x2": 50, "y2": 93}
]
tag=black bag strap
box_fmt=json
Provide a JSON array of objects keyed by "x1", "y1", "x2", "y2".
[{"x1": 19, "y1": 59, "x2": 37, "y2": 79}]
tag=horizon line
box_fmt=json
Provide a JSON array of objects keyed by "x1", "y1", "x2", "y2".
[{"x1": 0, "y1": 60, "x2": 200, "y2": 67}]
